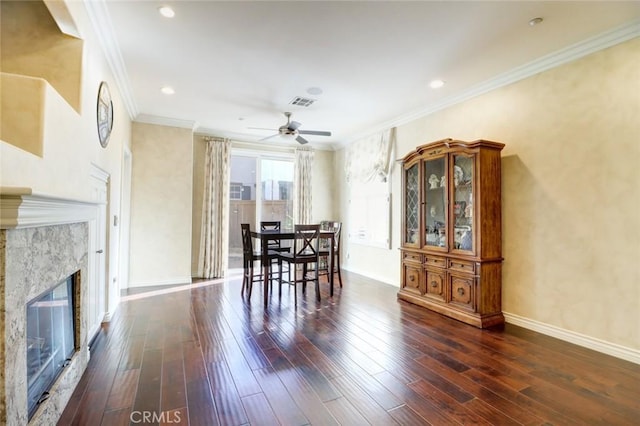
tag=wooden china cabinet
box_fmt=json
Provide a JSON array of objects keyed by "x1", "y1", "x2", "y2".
[{"x1": 399, "y1": 138, "x2": 505, "y2": 328}]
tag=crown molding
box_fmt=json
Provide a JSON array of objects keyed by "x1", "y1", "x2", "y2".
[
  {"x1": 135, "y1": 114, "x2": 197, "y2": 130},
  {"x1": 338, "y1": 20, "x2": 640, "y2": 150},
  {"x1": 84, "y1": 0, "x2": 138, "y2": 120}
]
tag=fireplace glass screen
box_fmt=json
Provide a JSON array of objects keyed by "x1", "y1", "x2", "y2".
[{"x1": 27, "y1": 273, "x2": 76, "y2": 419}]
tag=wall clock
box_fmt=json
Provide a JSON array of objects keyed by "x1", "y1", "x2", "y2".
[{"x1": 96, "y1": 81, "x2": 113, "y2": 148}]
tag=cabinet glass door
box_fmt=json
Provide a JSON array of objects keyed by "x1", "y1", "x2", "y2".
[
  {"x1": 404, "y1": 163, "x2": 420, "y2": 245},
  {"x1": 424, "y1": 157, "x2": 447, "y2": 248},
  {"x1": 452, "y1": 154, "x2": 474, "y2": 251}
]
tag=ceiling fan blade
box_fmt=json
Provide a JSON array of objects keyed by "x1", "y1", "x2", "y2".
[
  {"x1": 260, "y1": 133, "x2": 280, "y2": 141},
  {"x1": 288, "y1": 121, "x2": 302, "y2": 131},
  {"x1": 296, "y1": 135, "x2": 309, "y2": 145},
  {"x1": 299, "y1": 130, "x2": 332, "y2": 136}
]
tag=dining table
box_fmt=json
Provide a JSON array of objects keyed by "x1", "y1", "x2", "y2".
[{"x1": 250, "y1": 229, "x2": 337, "y2": 306}]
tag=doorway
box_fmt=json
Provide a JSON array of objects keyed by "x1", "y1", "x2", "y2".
[
  {"x1": 89, "y1": 164, "x2": 109, "y2": 341},
  {"x1": 227, "y1": 151, "x2": 294, "y2": 269}
]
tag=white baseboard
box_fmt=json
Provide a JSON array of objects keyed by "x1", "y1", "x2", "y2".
[
  {"x1": 128, "y1": 276, "x2": 193, "y2": 288},
  {"x1": 504, "y1": 312, "x2": 640, "y2": 365},
  {"x1": 342, "y1": 265, "x2": 398, "y2": 287}
]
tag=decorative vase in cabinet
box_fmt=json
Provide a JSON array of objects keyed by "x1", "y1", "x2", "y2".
[{"x1": 399, "y1": 138, "x2": 505, "y2": 328}]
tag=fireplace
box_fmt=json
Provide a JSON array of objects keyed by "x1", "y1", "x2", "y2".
[
  {"x1": 1, "y1": 188, "x2": 96, "y2": 425},
  {"x1": 27, "y1": 272, "x2": 78, "y2": 420}
]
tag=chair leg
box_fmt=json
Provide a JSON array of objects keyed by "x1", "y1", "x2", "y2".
[
  {"x1": 293, "y1": 278, "x2": 297, "y2": 307},
  {"x1": 278, "y1": 261, "x2": 283, "y2": 298},
  {"x1": 241, "y1": 260, "x2": 247, "y2": 296},
  {"x1": 315, "y1": 264, "x2": 321, "y2": 302},
  {"x1": 336, "y1": 253, "x2": 343, "y2": 288},
  {"x1": 302, "y1": 264, "x2": 307, "y2": 295},
  {"x1": 247, "y1": 262, "x2": 254, "y2": 299}
]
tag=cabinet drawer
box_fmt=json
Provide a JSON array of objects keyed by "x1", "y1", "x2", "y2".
[
  {"x1": 403, "y1": 252, "x2": 423, "y2": 263},
  {"x1": 448, "y1": 259, "x2": 475, "y2": 274},
  {"x1": 424, "y1": 255, "x2": 446, "y2": 268}
]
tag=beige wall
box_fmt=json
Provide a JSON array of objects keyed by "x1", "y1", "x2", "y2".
[
  {"x1": 130, "y1": 122, "x2": 193, "y2": 286},
  {"x1": 311, "y1": 149, "x2": 336, "y2": 223},
  {"x1": 0, "y1": 0, "x2": 131, "y2": 315},
  {"x1": 338, "y1": 38, "x2": 640, "y2": 352}
]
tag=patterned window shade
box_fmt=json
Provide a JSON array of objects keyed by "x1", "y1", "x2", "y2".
[{"x1": 345, "y1": 127, "x2": 395, "y2": 183}]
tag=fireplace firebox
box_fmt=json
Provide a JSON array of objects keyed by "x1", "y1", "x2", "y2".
[{"x1": 26, "y1": 273, "x2": 77, "y2": 420}]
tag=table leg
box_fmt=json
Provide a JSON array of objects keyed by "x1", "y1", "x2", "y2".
[{"x1": 329, "y1": 236, "x2": 335, "y2": 297}]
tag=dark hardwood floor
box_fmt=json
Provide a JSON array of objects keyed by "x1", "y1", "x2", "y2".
[{"x1": 59, "y1": 270, "x2": 640, "y2": 425}]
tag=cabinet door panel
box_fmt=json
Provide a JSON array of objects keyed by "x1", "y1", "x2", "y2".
[
  {"x1": 452, "y1": 154, "x2": 474, "y2": 253},
  {"x1": 425, "y1": 268, "x2": 445, "y2": 301},
  {"x1": 404, "y1": 163, "x2": 420, "y2": 246},
  {"x1": 402, "y1": 263, "x2": 423, "y2": 295},
  {"x1": 424, "y1": 156, "x2": 447, "y2": 249},
  {"x1": 450, "y1": 274, "x2": 474, "y2": 311}
]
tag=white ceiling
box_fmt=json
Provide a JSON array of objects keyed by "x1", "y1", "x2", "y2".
[{"x1": 91, "y1": 1, "x2": 639, "y2": 149}]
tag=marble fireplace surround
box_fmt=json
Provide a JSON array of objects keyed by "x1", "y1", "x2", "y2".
[{"x1": 1, "y1": 188, "x2": 99, "y2": 425}]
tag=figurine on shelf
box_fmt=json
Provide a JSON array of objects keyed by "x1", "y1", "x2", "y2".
[
  {"x1": 440, "y1": 175, "x2": 446, "y2": 187},
  {"x1": 454, "y1": 165, "x2": 464, "y2": 187},
  {"x1": 465, "y1": 203, "x2": 473, "y2": 218},
  {"x1": 428, "y1": 174, "x2": 439, "y2": 189},
  {"x1": 430, "y1": 206, "x2": 437, "y2": 218}
]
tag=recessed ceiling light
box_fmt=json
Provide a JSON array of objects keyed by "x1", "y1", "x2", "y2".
[
  {"x1": 161, "y1": 86, "x2": 175, "y2": 95},
  {"x1": 529, "y1": 17, "x2": 543, "y2": 26},
  {"x1": 158, "y1": 6, "x2": 175, "y2": 18},
  {"x1": 429, "y1": 79, "x2": 445, "y2": 89}
]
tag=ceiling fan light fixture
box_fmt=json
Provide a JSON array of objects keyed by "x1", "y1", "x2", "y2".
[{"x1": 280, "y1": 132, "x2": 297, "y2": 140}]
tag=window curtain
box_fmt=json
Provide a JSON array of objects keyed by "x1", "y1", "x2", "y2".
[
  {"x1": 293, "y1": 147, "x2": 314, "y2": 224},
  {"x1": 200, "y1": 137, "x2": 231, "y2": 278},
  {"x1": 345, "y1": 127, "x2": 395, "y2": 183}
]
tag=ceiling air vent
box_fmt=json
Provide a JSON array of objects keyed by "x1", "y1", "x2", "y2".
[{"x1": 289, "y1": 96, "x2": 315, "y2": 107}]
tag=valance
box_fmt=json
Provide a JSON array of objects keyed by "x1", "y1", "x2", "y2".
[{"x1": 345, "y1": 128, "x2": 394, "y2": 183}]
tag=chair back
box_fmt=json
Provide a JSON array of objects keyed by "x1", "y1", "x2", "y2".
[
  {"x1": 241, "y1": 223, "x2": 254, "y2": 256},
  {"x1": 260, "y1": 221, "x2": 283, "y2": 250},
  {"x1": 260, "y1": 221, "x2": 281, "y2": 232},
  {"x1": 320, "y1": 221, "x2": 342, "y2": 251},
  {"x1": 293, "y1": 224, "x2": 320, "y2": 258}
]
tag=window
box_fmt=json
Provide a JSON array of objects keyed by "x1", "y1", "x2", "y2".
[
  {"x1": 227, "y1": 151, "x2": 294, "y2": 269},
  {"x1": 230, "y1": 182, "x2": 243, "y2": 200}
]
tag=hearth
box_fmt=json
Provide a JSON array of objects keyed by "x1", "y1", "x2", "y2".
[{"x1": 26, "y1": 272, "x2": 77, "y2": 420}]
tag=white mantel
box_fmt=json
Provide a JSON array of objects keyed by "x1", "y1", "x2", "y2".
[{"x1": 1, "y1": 187, "x2": 101, "y2": 229}]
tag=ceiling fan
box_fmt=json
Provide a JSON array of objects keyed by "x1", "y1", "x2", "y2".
[{"x1": 251, "y1": 112, "x2": 332, "y2": 145}]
